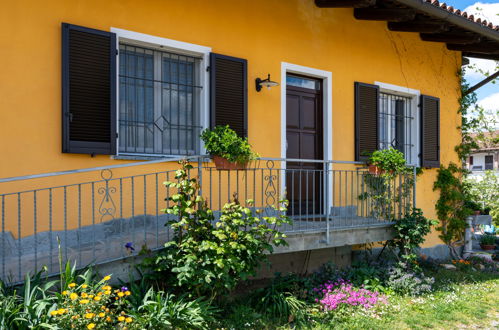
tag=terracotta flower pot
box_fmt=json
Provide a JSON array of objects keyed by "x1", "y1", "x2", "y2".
[
  {"x1": 213, "y1": 156, "x2": 247, "y2": 171},
  {"x1": 368, "y1": 165, "x2": 384, "y2": 176},
  {"x1": 480, "y1": 244, "x2": 496, "y2": 251}
]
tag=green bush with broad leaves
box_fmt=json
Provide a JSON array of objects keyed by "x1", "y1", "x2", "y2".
[
  {"x1": 200, "y1": 125, "x2": 258, "y2": 163},
  {"x1": 368, "y1": 148, "x2": 411, "y2": 174},
  {"x1": 389, "y1": 208, "x2": 437, "y2": 268},
  {"x1": 464, "y1": 170, "x2": 499, "y2": 226},
  {"x1": 146, "y1": 161, "x2": 290, "y2": 300}
]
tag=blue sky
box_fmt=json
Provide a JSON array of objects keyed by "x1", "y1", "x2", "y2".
[{"x1": 443, "y1": 0, "x2": 498, "y2": 111}]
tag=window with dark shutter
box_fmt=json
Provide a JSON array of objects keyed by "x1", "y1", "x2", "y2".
[
  {"x1": 210, "y1": 53, "x2": 247, "y2": 137},
  {"x1": 355, "y1": 82, "x2": 379, "y2": 161},
  {"x1": 420, "y1": 95, "x2": 440, "y2": 168},
  {"x1": 62, "y1": 23, "x2": 117, "y2": 155}
]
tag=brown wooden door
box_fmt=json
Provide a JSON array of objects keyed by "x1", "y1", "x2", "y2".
[{"x1": 286, "y1": 75, "x2": 323, "y2": 216}]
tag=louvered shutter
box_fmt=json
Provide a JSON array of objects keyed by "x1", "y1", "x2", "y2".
[
  {"x1": 355, "y1": 82, "x2": 379, "y2": 161},
  {"x1": 210, "y1": 53, "x2": 248, "y2": 137},
  {"x1": 62, "y1": 23, "x2": 117, "y2": 155},
  {"x1": 420, "y1": 95, "x2": 440, "y2": 168}
]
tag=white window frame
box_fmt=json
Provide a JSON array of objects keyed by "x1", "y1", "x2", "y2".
[
  {"x1": 375, "y1": 81, "x2": 420, "y2": 167},
  {"x1": 111, "y1": 28, "x2": 211, "y2": 158}
]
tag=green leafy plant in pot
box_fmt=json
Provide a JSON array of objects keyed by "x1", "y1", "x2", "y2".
[
  {"x1": 480, "y1": 233, "x2": 496, "y2": 251},
  {"x1": 200, "y1": 125, "x2": 258, "y2": 170},
  {"x1": 367, "y1": 148, "x2": 409, "y2": 175}
]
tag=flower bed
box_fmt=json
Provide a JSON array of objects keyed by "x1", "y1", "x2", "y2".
[{"x1": 314, "y1": 280, "x2": 387, "y2": 311}]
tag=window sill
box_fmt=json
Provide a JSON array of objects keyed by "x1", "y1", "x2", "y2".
[{"x1": 112, "y1": 154, "x2": 184, "y2": 161}]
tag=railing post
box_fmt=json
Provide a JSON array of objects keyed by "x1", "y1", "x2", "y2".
[
  {"x1": 412, "y1": 166, "x2": 417, "y2": 209},
  {"x1": 197, "y1": 157, "x2": 203, "y2": 196},
  {"x1": 325, "y1": 162, "x2": 330, "y2": 244}
]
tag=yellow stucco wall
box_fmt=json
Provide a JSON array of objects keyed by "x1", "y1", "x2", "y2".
[{"x1": 0, "y1": 0, "x2": 462, "y2": 246}]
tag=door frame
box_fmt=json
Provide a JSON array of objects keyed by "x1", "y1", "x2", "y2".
[{"x1": 280, "y1": 62, "x2": 333, "y2": 213}]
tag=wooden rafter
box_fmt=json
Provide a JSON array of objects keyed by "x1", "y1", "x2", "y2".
[
  {"x1": 420, "y1": 33, "x2": 481, "y2": 44},
  {"x1": 354, "y1": 8, "x2": 416, "y2": 22},
  {"x1": 447, "y1": 43, "x2": 499, "y2": 54},
  {"x1": 315, "y1": 0, "x2": 376, "y2": 8},
  {"x1": 388, "y1": 21, "x2": 449, "y2": 33}
]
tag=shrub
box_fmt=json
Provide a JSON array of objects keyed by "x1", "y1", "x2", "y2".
[
  {"x1": 389, "y1": 208, "x2": 437, "y2": 268},
  {"x1": 146, "y1": 161, "x2": 290, "y2": 300},
  {"x1": 131, "y1": 288, "x2": 216, "y2": 330},
  {"x1": 385, "y1": 266, "x2": 434, "y2": 296},
  {"x1": 200, "y1": 125, "x2": 258, "y2": 163}
]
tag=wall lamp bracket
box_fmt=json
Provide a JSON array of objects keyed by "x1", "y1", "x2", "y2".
[{"x1": 255, "y1": 74, "x2": 279, "y2": 92}]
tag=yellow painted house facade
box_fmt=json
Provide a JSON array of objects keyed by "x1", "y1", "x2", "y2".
[{"x1": 2, "y1": 0, "x2": 498, "y2": 282}]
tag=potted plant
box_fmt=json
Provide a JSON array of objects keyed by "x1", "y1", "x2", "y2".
[
  {"x1": 479, "y1": 234, "x2": 496, "y2": 251},
  {"x1": 367, "y1": 148, "x2": 408, "y2": 176},
  {"x1": 464, "y1": 200, "x2": 481, "y2": 216},
  {"x1": 200, "y1": 125, "x2": 258, "y2": 170}
]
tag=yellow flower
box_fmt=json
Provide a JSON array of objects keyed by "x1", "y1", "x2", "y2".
[
  {"x1": 87, "y1": 324, "x2": 95, "y2": 329},
  {"x1": 79, "y1": 299, "x2": 90, "y2": 305},
  {"x1": 68, "y1": 283, "x2": 76, "y2": 288},
  {"x1": 85, "y1": 313, "x2": 95, "y2": 319},
  {"x1": 70, "y1": 293, "x2": 78, "y2": 300},
  {"x1": 62, "y1": 290, "x2": 68, "y2": 295},
  {"x1": 125, "y1": 291, "x2": 131, "y2": 296},
  {"x1": 125, "y1": 317, "x2": 133, "y2": 323},
  {"x1": 94, "y1": 296, "x2": 101, "y2": 301},
  {"x1": 58, "y1": 308, "x2": 66, "y2": 314},
  {"x1": 118, "y1": 292, "x2": 124, "y2": 297},
  {"x1": 98, "y1": 312, "x2": 105, "y2": 318},
  {"x1": 106, "y1": 316, "x2": 111, "y2": 322},
  {"x1": 118, "y1": 316, "x2": 125, "y2": 322},
  {"x1": 88, "y1": 294, "x2": 94, "y2": 298},
  {"x1": 81, "y1": 292, "x2": 88, "y2": 298},
  {"x1": 104, "y1": 290, "x2": 111, "y2": 295},
  {"x1": 103, "y1": 275, "x2": 111, "y2": 281},
  {"x1": 105, "y1": 308, "x2": 110, "y2": 313},
  {"x1": 50, "y1": 310, "x2": 59, "y2": 316},
  {"x1": 102, "y1": 285, "x2": 111, "y2": 291},
  {"x1": 120, "y1": 311, "x2": 125, "y2": 315},
  {"x1": 97, "y1": 292, "x2": 103, "y2": 296},
  {"x1": 81, "y1": 284, "x2": 88, "y2": 289}
]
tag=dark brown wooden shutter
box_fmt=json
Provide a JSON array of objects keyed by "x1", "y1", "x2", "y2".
[
  {"x1": 355, "y1": 82, "x2": 379, "y2": 161},
  {"x1": 420, "y1": 95, "x2": 440, "y2": 168},
  {"x1": 62, "y1": 23, "x2": 117, "y2": 155},
  {"x1": 210, "y1": 53, "x2": 247, "y2": 137}
]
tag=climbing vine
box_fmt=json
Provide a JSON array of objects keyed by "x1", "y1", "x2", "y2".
[{"x1": 433, "y1": 163, "x2": 472, "y2": 260}]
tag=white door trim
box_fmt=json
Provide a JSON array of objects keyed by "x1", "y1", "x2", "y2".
[{"x1": 280, "y1": 62, "x2": 333, "y2": 213}]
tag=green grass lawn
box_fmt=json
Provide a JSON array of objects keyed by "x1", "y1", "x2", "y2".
[{"x1": 220, "y1": 268, "x2": 499, "y2": 330}]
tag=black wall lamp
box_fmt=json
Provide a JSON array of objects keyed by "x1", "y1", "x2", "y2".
[{"x1": 255, "y1": 74, "x2": 279, "y2": 92}]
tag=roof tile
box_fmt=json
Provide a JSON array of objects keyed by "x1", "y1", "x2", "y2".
[{"x1": 423, "y1": 0, "x2": 498, "y2": 31}]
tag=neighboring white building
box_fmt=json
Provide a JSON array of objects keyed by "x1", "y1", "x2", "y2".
[{"x1": 466, "y1": 130, "x2": 499, "y2": 178}]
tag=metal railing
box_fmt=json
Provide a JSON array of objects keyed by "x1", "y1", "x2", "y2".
[{"x1": 0, "y1": 156, "x2": 415, "y2": 283}]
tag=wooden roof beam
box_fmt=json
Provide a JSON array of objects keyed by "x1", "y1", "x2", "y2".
[
  {"x1": 447, "y1": 43, "x2": 499, "y2": 54},
  {"x1": 463, "y1": 52, "x2": 499, "y2": 61},
  {"x1": 315, "y1": 0, "x2": 376, "y2": 8},
  {"x1": 420, "y1": 33, "x2": 481, "y2": 44},
  {"x1": 388, "y1": 21, "x2": 450, "y2": 33},
  {"x1": 354, "y1": 8, "x2": 416, "y2": 22}
]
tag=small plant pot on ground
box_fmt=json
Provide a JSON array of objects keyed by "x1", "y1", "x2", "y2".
[
  {"x1": 213, "y1": 156, "x2": 247, "y2": 171},
  {"x1": 480, "y1": 244, "x2": 496, "y2": 251}
]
